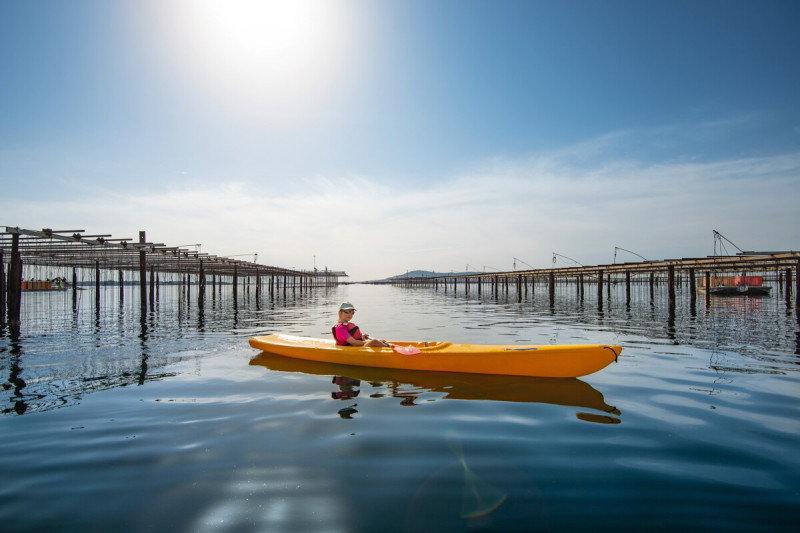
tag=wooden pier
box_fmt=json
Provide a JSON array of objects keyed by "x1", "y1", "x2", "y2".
[
  {"x1": 1, "y1": 226, "x2": 347, "y2": 326},
  {"x1": 387, "y1": 252, "x2": 800, "y2": 308}
]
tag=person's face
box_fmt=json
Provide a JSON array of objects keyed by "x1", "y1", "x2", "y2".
[{"x1": 339, "y1": 309, "x2": 355, "y2": 321}]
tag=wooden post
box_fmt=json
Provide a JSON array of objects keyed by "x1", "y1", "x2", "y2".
[
  {"x1": 597, "y1": 269, "x2": 604, "y2": 302},
  {"x1": 796, "y1": 259, "x2": 800, "y2": 308},
  {"x1": 72, "y1": 267, "x2": 77, "y2": 308},
  {"x1": 199, "y1": 261, "x2": 206, "y2": 299},
  {"x1": 119, "y1": 269, "x2": 124, "y2": 302},
  {"x1": 668, "y1": 264, "x2": 676, "y2": 305},
  {"x1": 149, "y1": 266, "x2": 155, "y2": 308},
  {"x1": 0, "y1": 250, "x2": 5, "y2": 325},
  {"x1": 138, "y1": 231, "x2": 147, "y2": 315},
  {"x1": 785, "y1": 267, "x2": 793, "y2": 306},
  {"x1": 649, "y1": 272, "x2": 655, "y2": 301},
  {"x1": 233, "y1": 266, "x2": 239, "y2": 304},
  {"x1": 7, "y1": 233, "x2": 22, "y2": 325},
  {"x1": 549, "y1": 271, "x2": 555, "y2": 305},
  {"x1": 689, "y1": 268, "x2": 696, "y2": 302},
  {"x1": 625, "y1": 270, "x2": 631, "y2": 305},
  {"x1": 95, "y1": 260, "x2": 100, "y2": 309}
]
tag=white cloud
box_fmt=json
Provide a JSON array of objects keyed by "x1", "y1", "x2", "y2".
[{"x1": 4, "y1": 136, "x2": 799, "y2": 280}]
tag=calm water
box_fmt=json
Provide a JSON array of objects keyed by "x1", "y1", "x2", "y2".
[{"x1": 1, "y1": 282, "x2": 799, "y2": 532}]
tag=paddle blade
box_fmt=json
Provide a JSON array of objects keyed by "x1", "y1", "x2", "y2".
[{"x1": 392, "y1": 344, "x2": 421, "y2": 355}]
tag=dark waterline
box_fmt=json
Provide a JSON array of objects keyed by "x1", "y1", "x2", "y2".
[{"x1": 1, "y1": 283, "x2": 799, "y2": 532}]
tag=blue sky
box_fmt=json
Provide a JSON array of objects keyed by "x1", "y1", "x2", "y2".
[{"x1": 1, "y1": 0, "x2": 799, "y2": 280}]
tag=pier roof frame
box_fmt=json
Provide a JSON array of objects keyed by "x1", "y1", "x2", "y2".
[
  {"x1": 1, "y1": 226, "x2": 346, "y2": 279},
  {"x1": 396, "y1": 251, "x2": 800, "y2": 282}
]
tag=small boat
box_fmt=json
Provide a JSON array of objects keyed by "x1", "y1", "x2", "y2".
[
  {"x1": 698, "y1": 275, "x2": 772, "y2": 296},
  {"x1": 21, "y1": 279, "x2": 68, "y2": 291},
  {"x1": 249, "y1": 334, "x2": 621, "y2": 378}
]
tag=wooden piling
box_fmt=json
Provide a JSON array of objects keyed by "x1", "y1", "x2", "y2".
[
  {"x1": 72, "y1": 267, "x2": 77, "y2": 308},
  {"x1": 138, "y1": 231, "x2": 147, "y2": 315},
  {"x1": 668, "y1": 264, "x2": 676, "y2": 305},
  {"x1": 149, "y1": 266, "x2": 155, "y2": 308},
  {"x1": 625, "y1": 270, "x2": 631, "y2": 305},
  {"x1": 7, "y1": 233, "x2": 22, "y2": 325},
  {"x1": 549, "y1": 271, "x2": 555, "y2": 305},
  {"x1": 796, "y1": 259, "x2": 800, "y2": 308},
  {"x1": 95, "y1": 260, "x2": 100, "y2": 309},
  {"x1": 597, "y1": 269, "x2": 604, "y2": 302},
  {"x1": 0, "y1": 250, "x2": 5, "y2": 324},
  {"x1": 199, "y1": 260, "x2": 206, "y2": 300}
]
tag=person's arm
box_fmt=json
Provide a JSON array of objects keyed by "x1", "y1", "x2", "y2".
[{"x1": 345, "y1": 335, "x2": 367, "y2": 346}]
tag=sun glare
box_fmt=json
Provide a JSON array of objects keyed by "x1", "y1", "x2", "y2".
[{"x1": 156, "y1": 0, "x2": 351, "y2": 121}]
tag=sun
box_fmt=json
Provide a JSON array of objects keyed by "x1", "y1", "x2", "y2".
[{"x1": 153, "y1": 0, "x2": 352, "y2": 120}]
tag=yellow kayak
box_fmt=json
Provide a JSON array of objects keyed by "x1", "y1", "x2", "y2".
[{"x1": 249, "y1": 334, "x2": 621, "y2": 378}]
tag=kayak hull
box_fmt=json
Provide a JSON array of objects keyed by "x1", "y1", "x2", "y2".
[{"x1": 249, "y1": 334, "x2": 620, "y2": 378}]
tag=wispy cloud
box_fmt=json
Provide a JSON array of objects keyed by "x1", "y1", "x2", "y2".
[{"x1": 4, "y1": 132, "x2": 799, "y2": 280}]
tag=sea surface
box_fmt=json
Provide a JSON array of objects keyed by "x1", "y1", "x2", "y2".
[{"x1": 1, "y1": 281, "x2": 799, "y2": 532}]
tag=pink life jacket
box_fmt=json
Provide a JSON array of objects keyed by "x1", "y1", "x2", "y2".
[{"x1": 332, "y1": 322, "x2": 364, "y2": 345}]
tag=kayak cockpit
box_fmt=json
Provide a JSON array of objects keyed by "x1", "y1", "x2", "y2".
[{"x1": 388, "y1": 341, "x2": 452, "y2": 351}]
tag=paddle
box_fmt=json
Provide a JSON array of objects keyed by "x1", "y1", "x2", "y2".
[
  {"x1": 364, "y1": 334, "x2": 422, "y2": 355},
  {"x1": 391, "y1": 344, "x2": 421, "y2": 355}
]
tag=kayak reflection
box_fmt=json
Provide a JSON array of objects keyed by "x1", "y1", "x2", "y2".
[{"x1": 250, "y1": 351, "x2": 621, "y2": 421}]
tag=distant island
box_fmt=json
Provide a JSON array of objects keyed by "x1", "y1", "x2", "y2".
[{"x1": 366, "y1": 270, "x2": 473, "y2": 283}]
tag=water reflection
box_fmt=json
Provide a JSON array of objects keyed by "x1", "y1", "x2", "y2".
[
  {"x1": 446, "y1": 429, "x2": 508, "y2": 519},
  {"x1": 4, "y1": 281, "x2": 799, "y2": 418},
  {"x1": 796, "y1": 308, "x2": 800, "y2": 355},
  {"x1": 2, "y1": 325, "x2": 27, "y2": 415},
  {"x1": 249, "y1": 352, "x2": 621, "y2": 423}
]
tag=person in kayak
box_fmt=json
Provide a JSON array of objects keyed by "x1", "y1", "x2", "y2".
[{"x1": 333, "y1": 302, "x2": 390, "y2": 347}]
